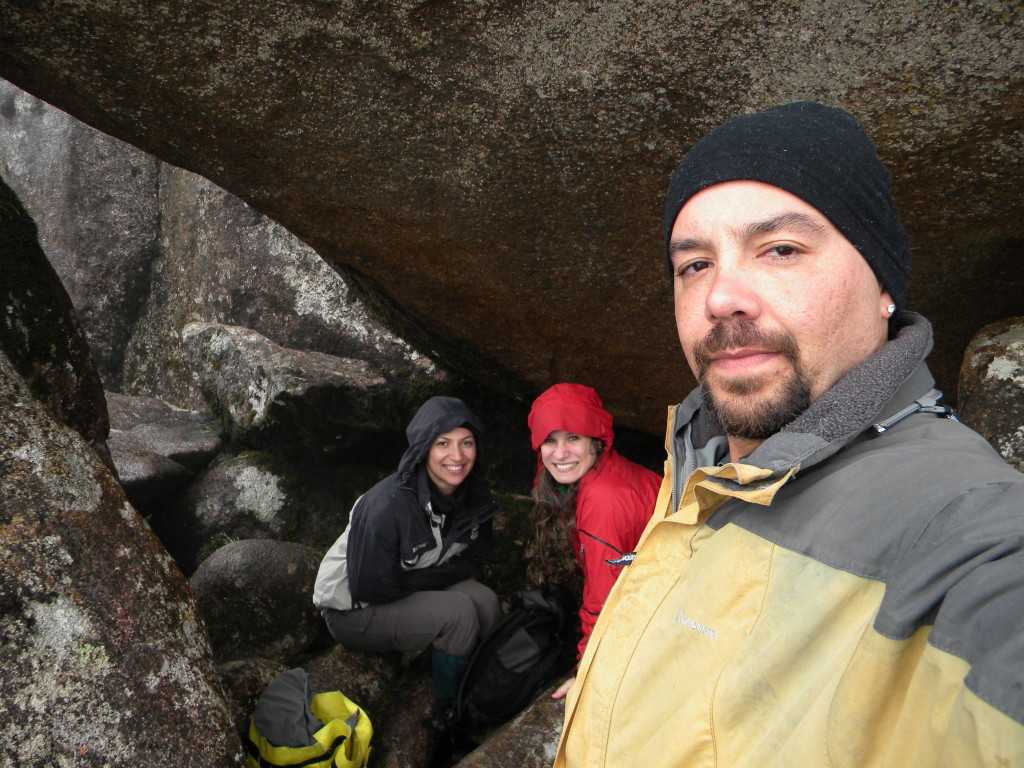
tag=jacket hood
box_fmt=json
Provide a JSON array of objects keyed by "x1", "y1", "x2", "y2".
[
  {"x1": 528, "y1": 383, "x2": 615, "y2": 452},
  {"x1": 398, "y1": 396, "x2": 484, "y2": 481}
]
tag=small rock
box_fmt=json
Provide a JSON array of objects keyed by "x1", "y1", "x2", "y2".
[{"x1": 107, "y1": 391, "x2": 224, "y2": 470}]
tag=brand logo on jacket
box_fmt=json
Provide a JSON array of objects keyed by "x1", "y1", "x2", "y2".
[
  {"x1": 470, "y1": 525, "x2": 479, "y2": 540},
  {"x1": 674, "y1": 610, "x2": 717, "y2": 639}
]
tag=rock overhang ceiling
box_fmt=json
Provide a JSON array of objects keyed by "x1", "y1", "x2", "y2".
[{"x1": 1, "y1": 0, "x2": 1022, "y2": 435}]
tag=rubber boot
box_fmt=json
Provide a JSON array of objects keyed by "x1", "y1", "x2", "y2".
[{"x1": 431, "y1": 649, "x2": 469, "y2": 707}]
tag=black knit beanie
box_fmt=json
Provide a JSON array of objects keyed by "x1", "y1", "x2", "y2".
[{"x1": 663, "y1": 102, "x2": 911, "y2": 309}]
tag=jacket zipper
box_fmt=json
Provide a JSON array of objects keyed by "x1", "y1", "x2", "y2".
[{"x1": 872, "y1": 388, "x2": 959, "y2": 433}]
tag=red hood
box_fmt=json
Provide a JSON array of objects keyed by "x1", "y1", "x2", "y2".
[{"x1": 528, "y1": 383, "x2": 615, "y2": 452}]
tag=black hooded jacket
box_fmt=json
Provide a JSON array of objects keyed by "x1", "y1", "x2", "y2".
[{"x1": 341, "y1": 397, "x2": 500, "y2": 606}]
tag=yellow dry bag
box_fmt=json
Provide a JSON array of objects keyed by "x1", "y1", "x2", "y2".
[{"x1": 246, "y1": 670, "x2": 372, "y2": 768}]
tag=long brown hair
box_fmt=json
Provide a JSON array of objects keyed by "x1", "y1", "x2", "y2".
[{"x1": 527, "y1": 439, "x2": 604, "y2": 582}]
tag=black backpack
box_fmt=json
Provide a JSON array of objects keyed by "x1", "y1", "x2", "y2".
[{"x1": 453, "y1": 583, "x2": 579, "y2": 733}]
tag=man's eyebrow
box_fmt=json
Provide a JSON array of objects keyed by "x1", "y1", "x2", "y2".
[
  {"x1": 738, "y1": 212, "x2": 827, "y2": 240},
  {"x1": 668, "y1": 212, "x2": 828, "y2": 259},
  {"x1": 667, "y1": 236, "x2": 712, "y2": 258}
]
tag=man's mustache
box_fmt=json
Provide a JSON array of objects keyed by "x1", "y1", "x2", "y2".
[{"x1": 693, "y1": 321, "x2": 799, "y2": 378}]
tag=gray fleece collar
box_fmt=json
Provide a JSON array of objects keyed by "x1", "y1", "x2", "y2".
[{"x1": 674, "y1": 311, "x2": 936, "y2": 477}]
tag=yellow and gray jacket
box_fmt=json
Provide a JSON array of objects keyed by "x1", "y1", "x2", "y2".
[{"x1": 556, "y1": 313, "x2": 1024, "y2": 767}]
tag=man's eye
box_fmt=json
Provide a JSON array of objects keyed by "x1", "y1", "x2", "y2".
[
  {"x1": 766, "y1": 245, "x2": 800, "y2": 258},
  {"x1": 677, "y1": 260, "x2": 711, "y2": 276}
]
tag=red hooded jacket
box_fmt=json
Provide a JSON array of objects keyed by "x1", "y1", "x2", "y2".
[{"x1": 529, "y1": 384, "x2": 662, "y2": 660}]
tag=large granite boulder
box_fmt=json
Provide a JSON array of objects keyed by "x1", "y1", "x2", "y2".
[
  {"x1": 0, "y1": 78, "x2": 439, "y2": 409},
  {"x1": 107, "y1": 392, "x2": 224, "y2": 471},
  {"x1": 2, "y1": 3, "x2": 1023, "y2": 433},
  {"x1": 0, "y1": 168, "x2": 241, "y2": 765},
  {"x1": 957, "y1": 317, "x2": 1024, "y2": 473},
  {"x1": 0, "y1": 171, "x2": 110, "y2": 465},
  {"x1": 0, "y1": 81, "x2": 160, "y2": 392},
  {"x1": 189, "y1": 539, "x2": 330, "y2": 665},
  {"x1": 0, "y1": 349, "x2": 242, "y2": 766},
  {"x1": 120, "y1": 164, "x2": 439, "y2": 411},
  {"x1": 157, "y1": 448, "x2": 385, "y2": 575},
  {"x1": 182, "y1": 321, "x2": 402, "y2": 462},
  {"x1": 167, "y1": 453, "x2": 296, "y2": 572}
]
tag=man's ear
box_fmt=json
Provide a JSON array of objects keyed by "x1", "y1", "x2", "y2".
[{"x1": 879, "y1": 289, "x2": 895, "y2": 319}]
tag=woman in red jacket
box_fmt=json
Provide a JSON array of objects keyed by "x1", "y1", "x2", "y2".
[{"x1": 528, "y1": 383, "x2": 661, "y2": 699}]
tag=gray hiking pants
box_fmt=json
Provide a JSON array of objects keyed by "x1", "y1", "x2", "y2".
[{"x1": 322, "y1": 579, "x2": 501, "y2": 657}]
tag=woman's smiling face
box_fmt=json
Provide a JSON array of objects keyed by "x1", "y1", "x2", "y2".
[
  {"x1": 540, "y1": 430, "x2": 599, "y2": 485},
  {"x1": 425, "y1": 427, "x2": 476, "y2": 496}
]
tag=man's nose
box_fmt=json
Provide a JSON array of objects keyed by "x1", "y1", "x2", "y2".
[{"x1": 705, "y1": 261, "x2": 760, "y2": 321}]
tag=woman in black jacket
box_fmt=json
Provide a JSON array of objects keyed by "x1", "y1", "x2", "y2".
[{"x1": 313, "y1": 396, "x2": 501, "y2": 703}]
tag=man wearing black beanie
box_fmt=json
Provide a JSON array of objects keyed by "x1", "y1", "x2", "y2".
[
  {"x1": 662, "y1": 101, "x2": 911, "y2": 310},
  {"x1": 555, "y1": 103, "x2": 1024, "y2": 767}
]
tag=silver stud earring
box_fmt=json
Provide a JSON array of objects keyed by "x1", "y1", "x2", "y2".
[{"x1": 887, "y1": 304, "x2": 896, "y2": 315}]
